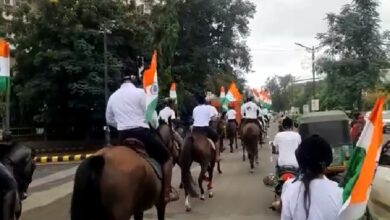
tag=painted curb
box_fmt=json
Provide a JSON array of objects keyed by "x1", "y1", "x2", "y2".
[{"x1": 34, "y1": 153, "x2": 93, "y2": 163}]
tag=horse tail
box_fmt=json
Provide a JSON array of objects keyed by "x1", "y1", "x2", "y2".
[
  {"x1": 179, "y1": 136, "x2": 199, "y2": 198},
  {"x1": 71, "y1": 155, "x2": 105, "y2": 220}
]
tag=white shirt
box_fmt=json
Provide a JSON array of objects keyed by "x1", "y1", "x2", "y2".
[
  {"x1": 106, "y1": 82, "x2": 149, "y2": 130},
  {"x1": 159, "y1": 106, "x2": 176, "y2": 124},
  {"x1": 193, "y1": 105, "x2": 218, "y2": 127},
  {"x1": 273, "y1": 131, "x2": 301, "y2": 167},
  {"x1": 241, "y1": 101, "x2": 260, "y2": 119},
  {"x1": 281, "y1": 176, "x2": 343, "y2": 220},
  {"x1": 227, "y1": 109, "x2": 237, "y2": 120}
]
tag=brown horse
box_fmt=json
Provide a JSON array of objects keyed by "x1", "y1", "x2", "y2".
[
  {"x1": 210, "y1": 119, "x2": 225, "y2": 174},
  {"x1": 71, "y1": 144, "x2": 165, "y2": 220},
  {"x1": 179, "y1": 132, "x2": 217, "y2": 212},
  {"x1": 226, "y1": 120, "x2": 238, "y2": 153},
  {"x1": 158, "y1": 123, "x2": 180, "y2": 165},
  {"x1": 242, "y1": 122, "x2": 260, "y2": 173}
]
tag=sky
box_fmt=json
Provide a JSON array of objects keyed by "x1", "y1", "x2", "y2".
[{"x1": 246, "y1": 0, "x2": 390, "y2": 88}]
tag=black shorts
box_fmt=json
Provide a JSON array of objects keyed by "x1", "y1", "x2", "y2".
[
  {"x1": 192, "y1": 126, "x2": 219, "y2": 143},
  {"x1": 118, "y1": 128, "x2": 170, "y2": 164}
]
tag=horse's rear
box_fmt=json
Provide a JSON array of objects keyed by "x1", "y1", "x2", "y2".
[
  {"x1": 226, "y1": 121, "x2": 238, "y2": 152},
  {"x1": 71, "y1": 146, "x2": 162, "y2": 220},
  {"x1": 242, "y1": 123, "x2": 260, "y2": 172},
  {"x1": 180, "y1": 132, "x2": 216, "y2": 211}
]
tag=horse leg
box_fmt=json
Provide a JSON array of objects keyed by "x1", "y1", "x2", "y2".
[
  {"x1": 255, "y1": 140, "x2": 259, "y2": 165},
  {"x1": 217, "y1": 160, "x2": 222, "y2": 174},
  {"x1": 156, "y1": 203, "x2": 166, "y2": 220},
  {"x1": 134, "y1": 212, "x2": 144, "y2": 220},
  {"x1": 242, "y1": 144, "x2": 246, "y2": 162},
  {"x1": 249, "y1": 151, "x2": 254, "y2": 173},
  {"x1": 198, "y1": 164, "x2": 207, "y2": 200},
  {"x1": 229, "y1": 136, "x2": 233, "y2": 153},
  {"x1": 185, "y1": 192, "x2": 192, "y2": 212},
  {"x1": 235, "y1": 133, "x2": 238, "y2": 150},
  {"x1": 207, "y1": 162, "x2": 215, "y2": 198}
]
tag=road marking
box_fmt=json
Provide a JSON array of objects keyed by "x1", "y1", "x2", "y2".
[
  {"x1": 23, "y1": 181, "x2": 74, "y2": 212},
  {"x1": 29, "y1": 166, "x2": 78, "y2": 188}
]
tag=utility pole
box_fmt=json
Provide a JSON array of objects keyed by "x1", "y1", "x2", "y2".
[
  {"x1": 294, "y1": 42, "x2": 321, "y2": 98},
  {"x1": 311, "y1": 46, "x2": 315, "y2": 98}
]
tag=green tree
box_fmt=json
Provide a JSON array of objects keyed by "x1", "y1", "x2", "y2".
[
  {"x1": 10, "y1": 0, "x2": 154, "y2": 137},
  {"x1": 173, "y1": 0, "x2": 255, "y2": 94},
  {"x1": 317, "y1": 0, "x2": 388, "y2": 110}
]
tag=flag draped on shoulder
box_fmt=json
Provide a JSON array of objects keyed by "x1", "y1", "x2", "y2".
[
  {"x1": 0, "y1": 39, "x2": 10, "y2": 91},
  {"x1": 226, "y1": 82, "x2": 242, "y2": 102},
  {"x1": 339, "y1": 97, "x2": 384, "y2": 220},
  {"x1": 143, "y1": 50, "x2": 158, "y2": 123}
]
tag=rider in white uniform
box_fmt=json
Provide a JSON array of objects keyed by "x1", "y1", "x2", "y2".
[
  {"x1": 158, "y1": 98, "x2": 184, "y2": 147},
  {"x1": 192, "y1": 95, "x2": 219, "y2": 147},
  {"x1": 241, "y1": 96, "x2": 262, "y2": 129},
  {"x1": 106, "y1": 72, "x2": 178, "y2": 203}
]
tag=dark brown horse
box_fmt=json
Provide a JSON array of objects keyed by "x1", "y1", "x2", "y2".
[
  {"x1": 226, "y1": 120, "x2": 238, "y2": 153},
  {"x1": 242, "y1": 123, "x2": 260, "y2": 173},
  {"x1": 210, "y1": 119, "x2": 225, "y2": 174},
  {"x1": 180, "y1": 132, "x2": 217, "y2": 212},
  {"x1": 0, "y1": 143, "x2": 36, "y2": 220},
  {"x1": 158, "y1": 123, "x2": 180, "y2": 165},
  {"x1": 71, "y1": 144, "x2": 165, "y2": 220}
]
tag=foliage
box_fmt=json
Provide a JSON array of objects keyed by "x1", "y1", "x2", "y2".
[
  {"x1": 9, "y1": 0, "x2": 154, "y2": 137},
  {"x1": 172, "y1": 0, "x2": 255, "y2": 96},
  {"x1": 3, "y1": 0, "x2": 256, "y2": 138},
  {"x1": 317, "y1": 0, "x2": 388, "y2": 110}
]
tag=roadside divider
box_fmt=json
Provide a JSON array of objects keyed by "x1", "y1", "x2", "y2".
[{"x1": 34, "y1": 153, "x2": 93, "y2": 164}]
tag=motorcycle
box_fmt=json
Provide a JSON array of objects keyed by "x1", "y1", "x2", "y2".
[{"x1": 264, "y1": 142, "x2": 298, "y2": 212}]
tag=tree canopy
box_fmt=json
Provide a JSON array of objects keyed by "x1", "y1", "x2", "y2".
[
  {"x1": 316, "y1": 0, "x2": 389, "y2": 110},
  {"x1": 2, "y1": 0, "x2": 256, "y2": 138}
]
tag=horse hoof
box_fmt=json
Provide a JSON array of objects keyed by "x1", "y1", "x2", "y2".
[
  {"x1": 186, "y1": 206, "x2": 192, "y2": 212},
  {"x1": 250, "y1": 169, "x2": 254, "y2": 173},
  {"x1": 200, "y1": 194, "x2": 205, "y2": 200},
  {"x1": 209, "y1": 191, "x2": 214, "y2": 198}
]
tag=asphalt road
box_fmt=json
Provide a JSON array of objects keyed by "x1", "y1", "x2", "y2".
[{"x1": 22, "y1": 125, "x2": 281, "y2": 220}]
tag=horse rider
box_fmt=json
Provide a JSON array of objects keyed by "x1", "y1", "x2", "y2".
[
  {"x1": 158, "y1": 98, "x2": 184, "y2": 147},
  {"x1": 226, "y1": 104, "x2": 238, "y2": 127},
  {"x1": 192, "y1": 95, "x2": 220, "y2": 158},
  {"x1": 240, "y1": 96, "x2": 262, "y2": 131},
  {"x1": 272, "y1": 117, "x2": 301, "y2": 175},
  {"x1": 105, "y1": 71, "x2": 179, "y2": 204}
]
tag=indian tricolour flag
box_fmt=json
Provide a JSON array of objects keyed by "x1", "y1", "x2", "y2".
[
  {"x1": 0, "y1": 39, "x2": 10, "y2": 91},
  {"x1": 143, "y1": 50, "x2": 158, "y2": 123},
  {"x1": 220, "y1": 86, "x2": 228, "y2": 111},
  {"x1": 226, "y1": 82, "x2": 242, "y2": 102},
  {"x1": 169, "y1": 82, "x2": 177, "y2": 101},
  {"x1": 339, "y1": 97, "x2": 384, "y2": 220}
]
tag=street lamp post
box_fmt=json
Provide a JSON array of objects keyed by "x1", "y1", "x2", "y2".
[{"x1": 294, "y1": 42, "x2": 320, "y2": 98}]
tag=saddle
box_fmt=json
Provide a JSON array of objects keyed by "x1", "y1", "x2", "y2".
[{"x1": 122, "y1": 138, "x2": 162, "y2": 180}]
